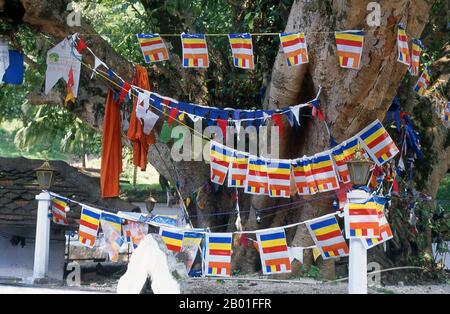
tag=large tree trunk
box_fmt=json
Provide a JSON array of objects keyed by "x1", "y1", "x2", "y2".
[
  {"x1": 1, "y1": 0, "x2": 443, "y2": 279},
  {"x1": 234, "y1": 0, "x2": 437, "y2": 278}
]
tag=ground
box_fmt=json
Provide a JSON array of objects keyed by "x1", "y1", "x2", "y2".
[{"x1": 1, "y1": 278, "x2": 449, "y2": 294}]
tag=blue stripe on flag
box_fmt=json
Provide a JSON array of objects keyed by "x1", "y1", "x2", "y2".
[
  {"x1": 267, "y1": 161, "x2": 290, "y2": 169},
  {"x1": 211, "y1": 144, "x2": 233, "y2": 156},
  {"x1": 161, "y1": 230, "x2": 183, "y2": 240},
  {"x1": 359, "y1": 122, "x2": 383, "y2": 140},
  {"x1": 82, "y1": 208, "x2": 100, "y2": 220},
  {"x1": 313, "y1": 154, "x2": 331, "y2": 163},
  {"x1": 343, "y1": 138, "x2": 358, "y2": 149},
  {"x1": 259, "y1": 231, "x2": 285, "y2": 241},
  {"x1": 182, "y1": 34, "x2": 205, "y2": 40},
  {"x1": 184, "y1": 232, "x2": 203, "y2": 239},
  {"x1": 250, "y1": 158, "x2": 265, "y2": 166},
  {"x1": 209, "y1": 236, "x2": 231, "y2": 243},
  {"x1": 101, "y1": 212, "x2": 121, "y2": 224},
  {"x1": 137, "y1": 34, "x2": 159, "y2": 39},
  {"x1": 310, "y1": 217, "x2": 338, "y2": 230},
  {"x1": 229, "y1": 33, "x2": 251, "y2": 39}
]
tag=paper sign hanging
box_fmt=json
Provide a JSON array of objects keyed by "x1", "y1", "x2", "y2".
[{"x1": 45, "y1": 37, "x2": 81, "y2": 97}]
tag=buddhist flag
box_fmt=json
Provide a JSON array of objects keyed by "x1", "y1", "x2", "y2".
[
  {"x1": 228, "y1": 33, "x2": 254, "y2": 69},
  {"x1": 136, "y1": 34, "x2": 169, "y2": 63},
  {"x1": 210, "y1": 141, "x2": 233, "y2": 185},
  {"x1": 341, "y1": 137, "x2": 361, "y2": 161},
  {"x1": 51, "y1": 195, "x2": 69, "y2": 225},
  {"x1": 358, "y1": 120, "x2": 399, "y2": 166},
  {"x1": 292, "y1": 156, "x2": 317, "y2": 195},
  {"x1": 122, "y1": 222, "x2": 132, "y2": 247},
  {"x1": 334, "y1": 30, "x2": 364, "y2": 69},
  {"x1": 204, "y1": 233, "x2": 233, "y2": 277},
  {"x1": 228, "y1": 150, "x2": 249, "y2": 188},
  {"x1": 78, "y1": 206, "x2": 101, "y2": 248},
  {"x1": 306, "y1": 215, "x2": 349, "y2": 259},
  {"x1": 363, "y1": 199, "x2": 393, "y2": 249},
  {"x1": 279, "y1": 32, "x2": 308, "y2": 66},
  {"x1": 345, "y1": 196, "x2": 382, "y2": 238},
  {"x1": 331, "y1": 144, "x2": 351, "y2": 183},
  {"x1": 100, "y1": 212, "x2": 124, "y2": 262},
  {"x1": 245, "y1": 156, "x2": 269, "y2": 195},
  {"x1": 181, "y1": 33, "x2": 209, "y2": 68},
  {"x1": 311, "y1": 152, "x2": 339, "y2": 192},
  {"x1": 256, "y1": 228, "x2": 291, "y2": 275},
  {"x1": 182, "y1": 231, "x2": 204, "y2": 273},
  {"x1": 397, "y1": 24, "x2": 411, "y2": 66},
  {"x1": 445, "y1": 102, "x2": 450, "y2": 126},
  {"x1": 414, "y1": 66, "x2": 431, "y2": 96},
  {"x1": 123, "y1": 220, "x2": 148, "y2": 250},
  {"x1": 409, "y1": 38, "x2": 423, "y2": 76},
  {"x1": 159, "y1": 227, "x2": 184, "y2": 252},
  {"x1": 266, "y1": 159, "x2": 291, "y2": 198}
]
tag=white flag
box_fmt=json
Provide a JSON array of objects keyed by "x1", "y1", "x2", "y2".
[
  {"x1": 45, "y1": 37, "x2": 82, "y2": 97},
  {"x1": 0, "y1": 38, "x2": 9, "y2": 83},
  {"x1": 288, "y1": 247, "x2": 304, "y2": 264}
]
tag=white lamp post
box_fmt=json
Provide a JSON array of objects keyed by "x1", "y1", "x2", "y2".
[
  {"x1": 346, "y1": 147, "x2": 374, "y2": 294},
  {"x1": 33, "y1": 159, "x2": 56, "y2": 283},
  {"x1": 33, "y1": 191, "x2": 52, "y2": 283}
]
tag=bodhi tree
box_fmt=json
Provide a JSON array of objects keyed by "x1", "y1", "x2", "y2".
[{"x1": 1, "y1": 0, "x2": 448, "y2": 279}]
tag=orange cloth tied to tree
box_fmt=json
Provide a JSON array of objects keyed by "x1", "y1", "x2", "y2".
[
  {"x1": 100, "y1": 89, "x2": 123, "y2": 198},
  {"x1": 127, "y1": 64, "x2": 155, "y2": 171}
]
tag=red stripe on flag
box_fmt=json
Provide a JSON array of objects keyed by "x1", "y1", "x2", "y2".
[
  {"x1": 209, "y1": 249, "x2": 231, "y2": 256},
  {"x1": 80, "y1": 219, "x2": 98, "y2": 230},
  {"x1": 262, "y1": 245, "x2": 288, "y2": 254},
  {"x1": 183, "y1": 43, "x2": 206, "y2": 49},
  {"x1": 231, "y1": 43, "x2": 252, "y2": 49},
  {"x1": 315, "y1": 230, "x2": 342, "y2": 241},
  {"x1": 336, "y1": 38, "x2": 363, "y2": 47}
]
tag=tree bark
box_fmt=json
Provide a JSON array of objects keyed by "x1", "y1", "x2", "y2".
[{"x1": 234, "y1": 0, "x2": 437, "y2": 278}]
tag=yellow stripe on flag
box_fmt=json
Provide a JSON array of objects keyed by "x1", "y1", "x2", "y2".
[
  {"x1": 335, "y1": 33, "x2": 364, "y2": 42},
  {"x1": 81, "y1": 214, "x2": 99, "y2": 225},
  {"x1": 313, "y1": 224, "x2": 340, "y2": 236},
  {"x1": 183, "y1": 38, "x2": 206, "y2": 45},
  {"x1": 209, "y1": 243, "x2": 231, "y2": 250},
  {"x1": 261, "y1": 238, "x2": 286, "y2": 248}
]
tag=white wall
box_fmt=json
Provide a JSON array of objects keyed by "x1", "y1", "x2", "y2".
[{"x1": 0, "y1": 226, "x2": 66, "y2": 282}]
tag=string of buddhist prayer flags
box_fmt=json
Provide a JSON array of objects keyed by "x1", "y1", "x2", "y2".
[
  {"x1": 134, "y1": 24, "x2": 424, "y2": 72},
  {"x1": 209, "y1": 120, "x2": 399, "y2": 198},
  {"x1": 47, "y1": 190, "x2": 393, "y2": 277},
  {"x1": 41, "y1": 29, "x2": 435, "y2": 144}
]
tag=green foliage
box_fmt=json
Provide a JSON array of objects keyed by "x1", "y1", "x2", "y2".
[
  {"x1": 1, "y1": 0, "x2": 294, "y2": 161},
  {"x1": 298, "y1": 264, "x2": 322, "y2": 280},
  {"x1": 0, "y1": 120, "x2": 67, "y2": 160}
]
